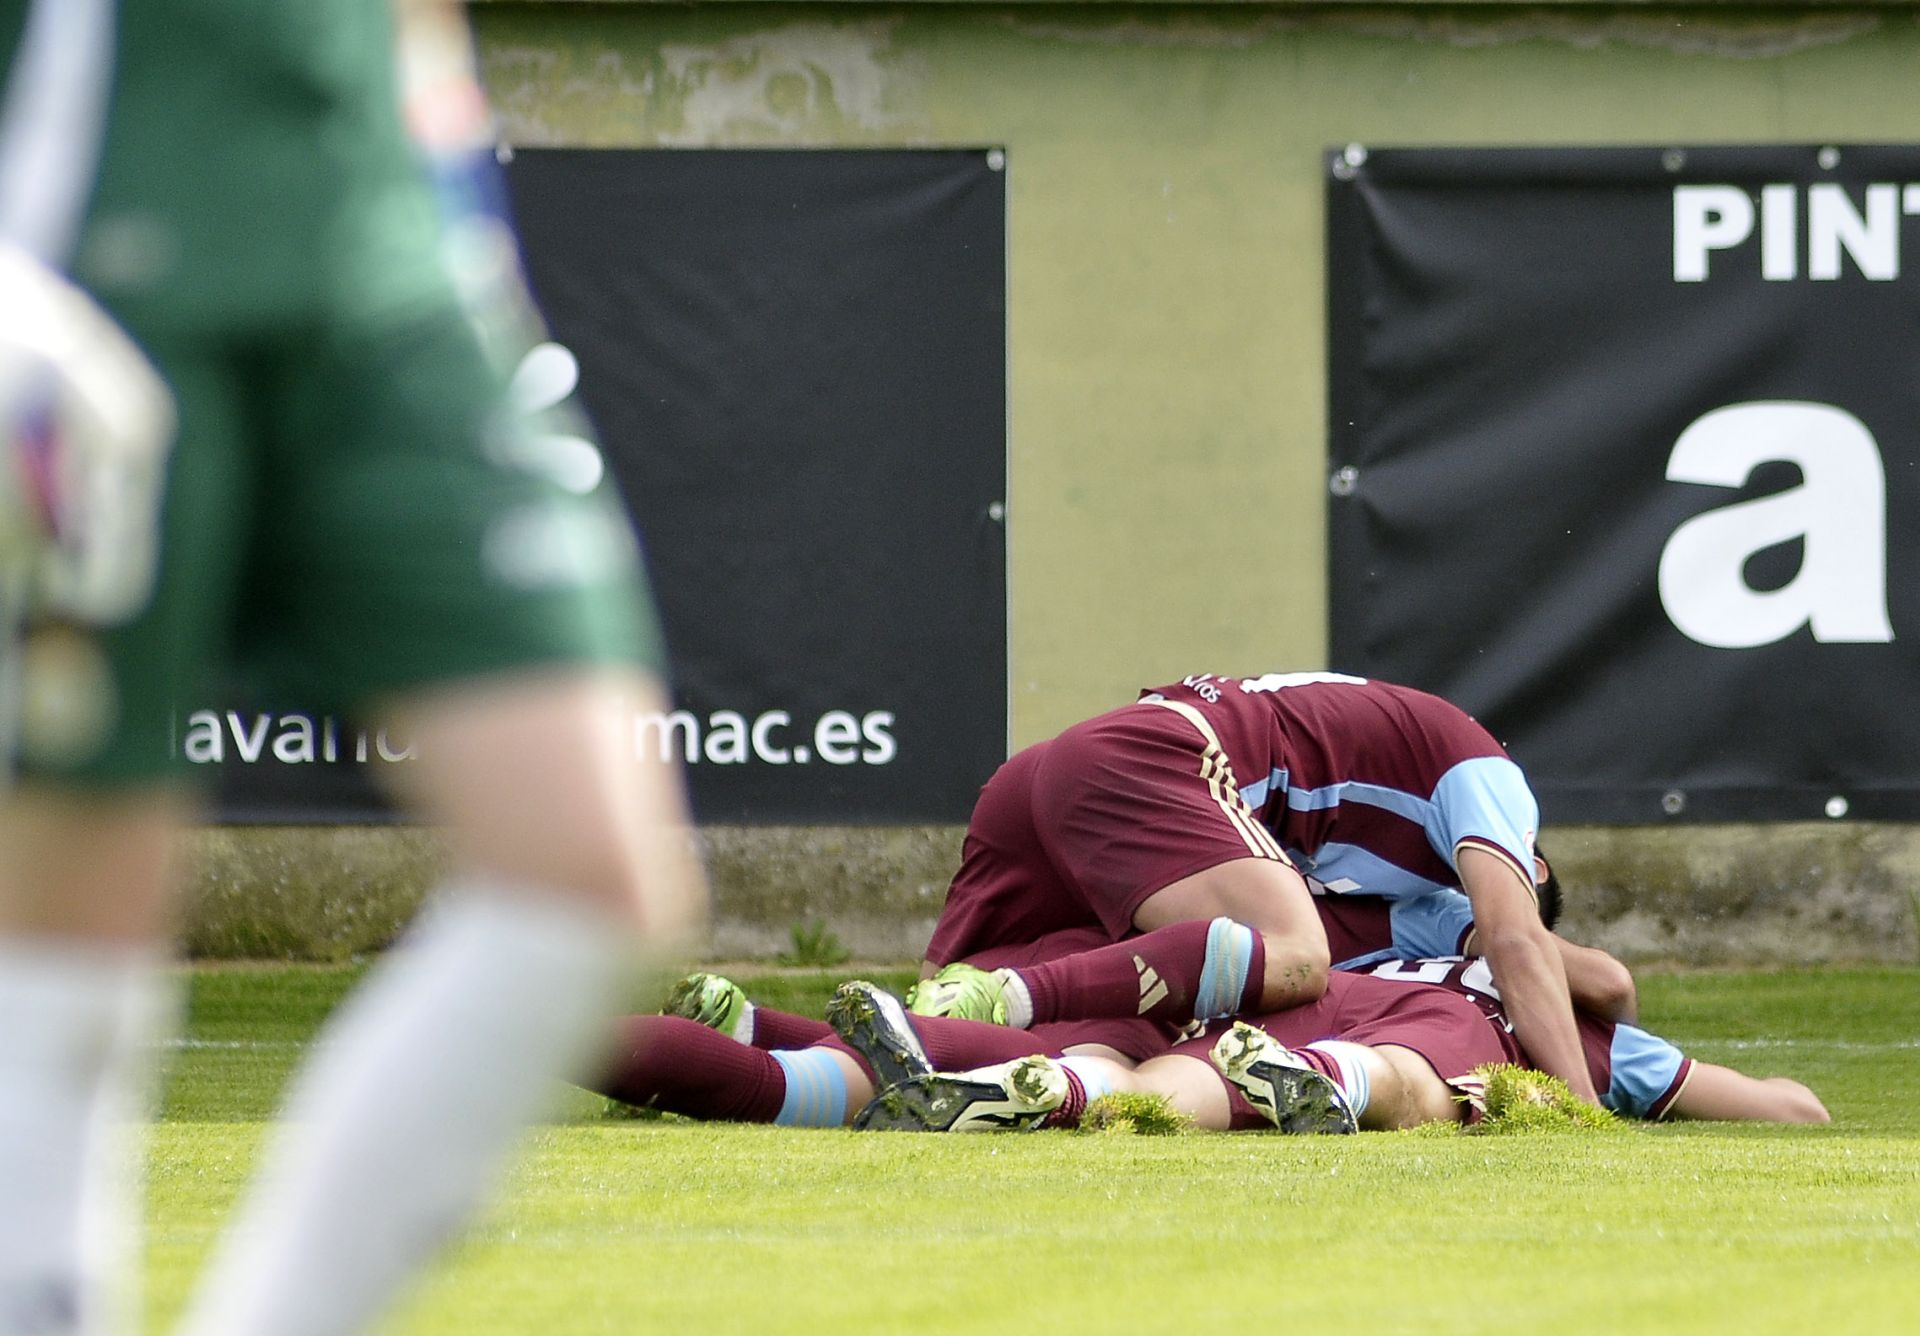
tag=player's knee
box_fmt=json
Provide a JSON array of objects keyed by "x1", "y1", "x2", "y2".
[{"x1": 1370, "y1": 1047, "x2": 1459, "y2": 1130}]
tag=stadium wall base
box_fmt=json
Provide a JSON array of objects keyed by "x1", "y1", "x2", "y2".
[{"x1": 179, "y1": 823, "x2": 1920, "y2": 966}]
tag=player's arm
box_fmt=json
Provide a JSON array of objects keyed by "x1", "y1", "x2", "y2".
[
  {"x1": 1555, "y1": 936, "x2": 1637, "y2": 1022},
  {"x1": 1665, "y1": 1061, "x2": 1829, "y2": 1123},
  {"x1": 1458, "y1": 845, "x2": 1600, "y2": 1105}
]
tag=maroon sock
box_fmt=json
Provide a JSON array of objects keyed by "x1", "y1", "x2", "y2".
[
  {"x1": 813, "y1": 1012, "x2": 1053, "y2": 1086},
  {"x1": 1018, "y1": 919, "x2": 1266, "y2": 1026},
  {"x1": 748, "y1": 1006, "x2": 835, "y2": 1049},
  {"x1": 588, "y1": 1015, "x2": 788, "y2": 1122},
  {"x1": 1043, "y1": 1066, "x2": 1089, "y2": 1129},
  {"x1": 914, "y1": 1014, "x2": 1060, "y2": 1069},
  {"x1": 1219, "y1": 1046, "x2": 1350, "y2": 1130},
  {"x1": 1296, "y1": 1046, "x2": 1346, "y2": 1089}
]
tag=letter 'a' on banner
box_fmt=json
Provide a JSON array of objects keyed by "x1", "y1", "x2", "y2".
[{"x1": 1325, "y1": 144, "x2": 1920, "y2": 822}]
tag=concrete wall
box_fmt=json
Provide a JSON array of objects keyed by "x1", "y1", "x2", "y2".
[{"x1": 184, "y1": 3, "x2": 1920, "y2": 962}]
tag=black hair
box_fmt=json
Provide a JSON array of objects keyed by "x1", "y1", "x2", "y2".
[{"x1": 1534, "y1": 844, "x2": 1562, "y2": 932}]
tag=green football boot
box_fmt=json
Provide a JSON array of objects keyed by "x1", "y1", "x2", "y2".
[
  {"x1": 853, "y1": 1055, "x2": 1067, "y2": 1132},
  {"x1": 903, "y1": 962, "x2": 1010, "y2": 1025},
  {"x1": 661, "y1": 972, "x2": 752, "y2": 1044},
  {"x1": 826, "y1": 980, "x2": 935, "y2": 1093},
  {"x1": 1210, "y1": 1022, "x2": 1358, "y2": 1135}
]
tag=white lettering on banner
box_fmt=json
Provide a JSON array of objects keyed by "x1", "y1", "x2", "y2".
[
  {"x1": 176, "y1": 706, "x2": 899, "y2": 769},
  {"x1": 177, "y1": 711, "x2": 417, "y2": 766},
  {"x1": 704, "y1": 710, "x2": 749, "y2": 764},
  {"x1": 1658, "y1": 402, "x2": 1894, "y2": 649},
  {"x1": 1673, "y1": 183, "x2": 1920, "y2": 282},
  {"x1": 632, "y1": 708, "x2": 897, "y2": 767},
  {"x1": 751, "y1": 710, "x2": 792, "y2": 764}
]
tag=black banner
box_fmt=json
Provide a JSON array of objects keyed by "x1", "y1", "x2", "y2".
[
  {"x1": 210, "y1": 149, "x2": 1007, "y2": 824},
  {"x1": 1327, "y1": 144, "x2": 1920, "y2": 822}
]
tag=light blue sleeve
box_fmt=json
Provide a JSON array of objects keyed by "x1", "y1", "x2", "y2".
[
  {"x1": 1604, "y1": 1023, "x2": 1690, "y2": 1119},
  {"x1": 1388, "y1": 891, "x2": 1477, "y2": 960},
  {"x1": 1427, "y1": 756, "x2": 1540, "y2": 877}
]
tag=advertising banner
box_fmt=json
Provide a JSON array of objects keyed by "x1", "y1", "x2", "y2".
[
  {"x1": 1326, "y1": 144, "x2": 1920, "y2": 822},
  {"x1": 208, "y1": 149, "x2": 1007, "y2": 823}
]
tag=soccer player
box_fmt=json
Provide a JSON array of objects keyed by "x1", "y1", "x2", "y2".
[
  {"x1": 1315, "y1": 880, "x2": 1639, "y2": 1023},
  {"x1": 909, "y1": 671, "x2": 1603, "y2": 1105},
  {"x1": 841, "y1": 962, "x2": 1829, "y2": 1135},
  {"x1": 0, "y1": 4, "x2": 706, "y2": 1335},
  {"x1": 590, "y1": 968, "x2": 1826, "y2": 1136},
  {"x1": 589, "y1": 986, "x2": 1161, "y2": 1133}
]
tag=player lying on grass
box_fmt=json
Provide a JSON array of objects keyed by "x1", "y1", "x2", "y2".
[
  {"x1": 843, "y1": 959, "x2": 1829, "y2": 1134},
  {"x1": 582, "y1": 959, "x2": 1826, "y2": 1134},
  {"x1": 660, "y1": 867, "x2": 1635, "y2": 1067},
  {"x1": 590, "y1": 880, "x2": 1642, "y2": 1130},
  {"x1": 902, "y1": 670, "x2": 1616, "y2": 1104}
]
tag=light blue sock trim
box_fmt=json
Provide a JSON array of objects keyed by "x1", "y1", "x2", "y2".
[
  {"x1": 1195, "y1": 917, "x2": 1256, "y2": 1020},
  {"x1": 770, "y1": 1049, "x2": 849, "y2": 1127},
  {"x1": 1306, "y1": 1040, "x2": 1370, "y2": 1118},
  {"x1": 1057, "y1": 1056, "x2": 1119, "y2": 1103}
]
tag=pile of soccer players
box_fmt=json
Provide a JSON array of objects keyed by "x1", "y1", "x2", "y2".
[{"x1": 590, "y1": 673, "x2": 1827, "y2": 1134}]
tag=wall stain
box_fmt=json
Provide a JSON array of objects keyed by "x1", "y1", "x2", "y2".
[
  {"x1": 656, "y1": 20, "x2": 930, "y2": 142},
  {"x1": 997, "y1": 8, "x2": 1883, "y2": 60},
  {"x1": 489, "y1": 21, "x2": 931, "y2": 144}
]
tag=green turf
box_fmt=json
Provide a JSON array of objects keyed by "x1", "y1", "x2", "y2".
[{"x1": 149, "y1": 964, "x2": 1920, "y2": 1333}]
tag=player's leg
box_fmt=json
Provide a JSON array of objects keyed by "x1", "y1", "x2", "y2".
[
  {"x1": 1360, "y1": 1044, "x2": 1467, "y2": 1128},
  {"x1": 827, "y1": 979, "x2": 1109, "y2": 1090},
  {"x1": 0, "y1": 315, "x2": 243, "y2": 1335},
  {"x1": 1125, "y1": 1053, "x2": 1233, "y2": 1130},
  {"x1": 179, "y1": 258, "x2": 702, "y2": 1336},
  {"x1": 1088, "y1": 706, "x2": 1331, "y2": 1010},
  {"x1": 178, "y1": 668, "x2": 705, "y2": 1336},
  {"x1": 851, "y1": 1051, "x2": 1138, "y2": 1133},
  {"x1": 913, "y1": 861, "x2": 1327, "y2": 1030},
  {"x1": 660, "y1": 971, "x2": 836, "y2": 1049},
  {"x1": 1130, "y1": 857, "x2": 1329, "y2": 1010},
  {"x1": 2, "y1": 172, "x2": 184, "y2": 1336},
  {"x1": 913, "y1": 711, "x2": 1328, "y2": 1029},
  {"x1": 590, "y1": 1014, "x2": 872, "y2": 1126},
  {"x1": 946, "y1": 860, "x2": 1325, "y2": 1028},
  {"x1": 1217, "y1": 973, "x2": 1511, "y2": 1131},
  {"x1": 0, "y1": 791, "x2": 181, "y2": 1336}
]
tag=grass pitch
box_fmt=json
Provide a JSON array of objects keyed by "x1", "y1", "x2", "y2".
[{"x1": 150, "y1": 965, "x2": 1920, "y2": 1334}]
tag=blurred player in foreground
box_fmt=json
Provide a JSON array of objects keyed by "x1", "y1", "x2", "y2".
[{"x1": 0, "y1": 3, "x2": 705, "y2": 1333}]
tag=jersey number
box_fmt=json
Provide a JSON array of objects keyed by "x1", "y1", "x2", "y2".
[
  {"x1": 1369, "y1": 956, "x2": 1498, "y2": 1000},
  {"x1": 1238, "y1": 672, "x2": 1369, "y2": 694}
]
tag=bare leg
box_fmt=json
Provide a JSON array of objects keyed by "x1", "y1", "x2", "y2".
[
  {"x1": 179, "y1": 669, "x2": 706, "y2": 1336},
  {"x1": 1132, "y1": 857, "x2": 1330, "y2": 1009},
  {"x1": 923, "y1": 859, "x2": 1327, "y2": 1029},
  {"x1": 1335, "y1": 1042, "x2": 1463, "y2": 1130},
  {"x1": 1129, "y1": 1054, "x2": 1234, "y2": 1130},
  {"x1": 0, "y1": 787, "x2": 185, "y2": 1336}
]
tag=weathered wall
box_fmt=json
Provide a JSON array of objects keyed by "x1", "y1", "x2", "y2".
[
  {"x1": 182, "y1": 825, "x2": 961, "y2": 962},
  {"x1": 184, "y1": 3, "x2": 1920, "y2": 961},
  {"x1": 181, "y1": 821, "x2": 1919, "y2": 964}
]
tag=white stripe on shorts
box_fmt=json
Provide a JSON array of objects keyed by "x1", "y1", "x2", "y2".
[
  {"x1": 0, "y1": 0, "x2": 116, "y2": 262},
  {"x1": 1143, "y1": 697, "x2": 1286, "y2": 862}
]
